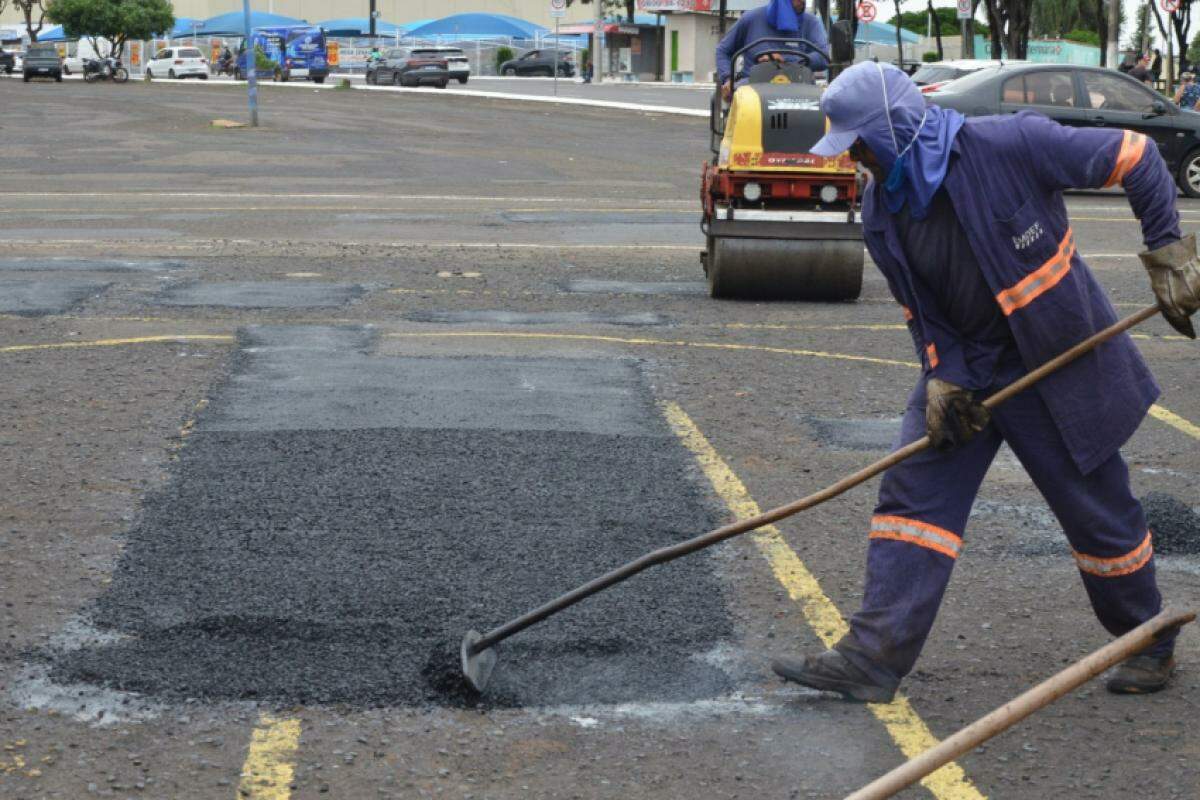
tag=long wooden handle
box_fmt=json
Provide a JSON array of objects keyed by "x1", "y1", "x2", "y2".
[
  {"x1": 471, "y1": 305, "x2": 1162, "y2": 655},
  {"x1": 844, "y1": 608, "x2": 1195, "y2": 800}
]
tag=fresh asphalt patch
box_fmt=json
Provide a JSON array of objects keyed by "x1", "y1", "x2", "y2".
[
  {"x1": 404, "y1": 310, "x2": 669, "y2": 327},
  {"x1": 49, "y1": 326, "x2": 734, "y2": 708},
  {"x1": 0, "y1": 257, "x2": 186, "y2": 272},
  {"x1": 1141, "y1": 492, "x2": 1200, "y2": 554},
  {"x1": 155, "y1": 281, "x2": 365, "y2": 309},
  {"x1": 564, "y1": 279, "x2": 708, "y2": 295},
  {"x1": 0, "y1": 278, "x2": 110, "y2": 316},
  {"x1": 803, "y1": 417, "x2": 903, "y2": 451}
]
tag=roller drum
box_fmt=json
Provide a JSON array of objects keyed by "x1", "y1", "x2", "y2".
[{"x1": 706, "y1": 236, "x2": 864, "y2": 301}]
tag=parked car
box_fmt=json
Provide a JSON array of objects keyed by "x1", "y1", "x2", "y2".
[
  {"x1": 365, "y1": 47, "x2": 449, "y2": 88},
  {"x1": 0, "y1": 48, "x2": 14, "y2": 74},
  {"x1": 409, "y1": 45, "x2": 469, "y2": 84},
  {"x1": 930, "y1": 62, "x2": 1200, "y2": 197},
  {"x1": 498, "y1": 49, "x2": 574, "y2": 78},
  {"x1": 911, "y1": 59, "x2": 1020, "y2": 93},
  {"x1": 145, "y1": 46, "x2": 208, "y2": 79},
  {"x1": 61, "y1": 54, "x2": 83, "y2": 75},
  {"x1": 22, "y1": 45, "x2": 61, "y2": 82}
]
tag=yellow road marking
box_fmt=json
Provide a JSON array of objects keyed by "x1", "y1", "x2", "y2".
[
  {"x1": 1149, "y1": 405, "x2": 1200, "y2": 439},
  {"x1": 237, "y1": 714, "x2": 301, "y2": 800},
  {"x1": 383, "y1": 331, "x2": 921, "y2": 369},
  {"x1": 0, "y1": 335, "x2": 234, "y2": 354},
  {"x1": 663, "y1": 402, "x2": 985, "y2": 800}
]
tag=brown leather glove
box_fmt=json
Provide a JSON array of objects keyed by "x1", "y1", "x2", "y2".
[
  {"x1": 1140, "y1": 233, "x2": 1200, "y2": 339},
  {"x1": 926, "y1": 378, "x2": 991, "y2": 452}
]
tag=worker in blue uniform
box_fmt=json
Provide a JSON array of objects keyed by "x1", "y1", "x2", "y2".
[
  {"x1": 716, "y1": 0, "x2": 829, "y2": 100},
  {"x1": 771, "y1": 62, "x2": 1200, "y2": 702}
]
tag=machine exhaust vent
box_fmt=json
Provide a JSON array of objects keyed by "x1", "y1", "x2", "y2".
[{"x1": 769, "y1": 112, "x2": 789, "y2": 130}]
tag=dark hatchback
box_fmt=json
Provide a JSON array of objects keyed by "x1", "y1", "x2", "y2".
[
  {"x1": 498, "y1": 49, "x2": 574, "y2": 77},
  {"x1": 23, "y1": 44, "x2": 62, "y2": 82},
  {"x1": 365, "y1": 47, "x2": 449, "y2": 88},
  {"x1": 930, "y1": 63, "x2": 1200, "y2": 196}
]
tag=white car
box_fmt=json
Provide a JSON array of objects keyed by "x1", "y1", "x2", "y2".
[
  {"x1": 61, "y1": 54, "x2": 83, "y2": 75},
  {"x1": 145, "y1": 46, "x2": 208, "y2": 79},
  {"x1": 911, "y1": 59, "x2": 1025, "y2": 93}
]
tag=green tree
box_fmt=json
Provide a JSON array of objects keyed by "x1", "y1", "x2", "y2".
[
  {"x1": 887, "y1": 6, "x2": 964, "y2": 34},
  {"x1": 1126, "y1": 3, "x2": 1153, "y2": 50},
  {"x1": 45, "y1": 0, "x2": 173, "y2": 57},
  {"x1": 1063, "y1": 27, "x2": 1100, "y2": 44},
  {"x1": 1189, "y1": 26, "x2": 1200, "y2": 63},
  {"x1": 980, "y1": 0, "x2": 1035, "y2": 59},
  {"x1": 1030, "y1": 0, "x2": 1122, "y2": 62}
]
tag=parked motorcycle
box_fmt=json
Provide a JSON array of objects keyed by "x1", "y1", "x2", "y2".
[
  {"x1": 213, "y1": 54, "x2": 236, "y2": 76},
  {"x1": 83, "y1": 56, "x2": 128, "y2": 83}
]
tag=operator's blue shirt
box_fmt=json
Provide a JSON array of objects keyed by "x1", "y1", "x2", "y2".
[{"x1": 715, "y1": 6, "x2": 829, "y2": 83}]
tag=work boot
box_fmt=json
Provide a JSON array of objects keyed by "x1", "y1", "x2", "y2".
[
  {"x1": 1106, "y1": 654, "x2": 1176, "y2": 695},
  {"x1": 771, "y1": 649, "x2": 897, "y2": 703}
]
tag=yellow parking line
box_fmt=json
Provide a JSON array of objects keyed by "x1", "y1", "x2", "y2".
[
  {"x1": 237, "y1": 714, "x2": 301, "y2": 800},
  {"x1": 1148, "y1": 405, "x2": 1200, "y2": 440},
  {"x1": 0, "y1": 335, "x2": 234, "y2": 353},
  {"x1": 383, "y1": 331, "x2": 920, "y2": 369},
  {"x1": 663, "y1": 402, "x2": 985, "y2": 800}
]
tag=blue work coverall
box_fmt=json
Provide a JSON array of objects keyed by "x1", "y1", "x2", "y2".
[
  {"x1": 715, "y1": 6, "x2": 829, "y2": 85},
  {"x1": 837, "y1": 111, "x2": 1183, "y2": 688}
]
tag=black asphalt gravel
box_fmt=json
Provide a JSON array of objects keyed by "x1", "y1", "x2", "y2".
[
  {"x1": 1141, "y1": 491, "x2": 1200, "y2": 554},
  {"x1": 50, "y1": 326, "x2": 735, "y2": 707},
  {"x1": 0, "y1": 278, "x2": 110, "y2": 316}
]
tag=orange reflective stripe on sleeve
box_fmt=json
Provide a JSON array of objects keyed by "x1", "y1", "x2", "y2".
[
  {"x1": 870, "y1": 514, "x2": 963, "y2": 559},
  {"x1": 1073, "y1": 532, "x2": 1154, "y2": 578},
  {"x1": 925, "y1": 343, "x2": 939, "y2": 369},
  {"x1": 1104, "y1": 130, "x2": 1149, "y2": 188},
  {"x1": 902, "y1": 305, "x2": 914, "y2": 322},
  {"x1": 995, "y1": 228, "x2": 1076, "y2": 316}
]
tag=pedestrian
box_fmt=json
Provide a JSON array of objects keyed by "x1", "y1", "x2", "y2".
[
  {"x1": 1129, "y1": 54, "x2": 1154, "y2": 85},
  {"x1": 1151, "y1": 48, "x2": 1163, "y2": 85},
  {"x1": 715, "y1": 0, "x2": 829, "y2": 101},
  {"x1": 771, "y1": 62, "x2": 1199, "y2": 702},
  {"x1": 1176, "y1": 72, "x2": 1200, "y2": 109}
]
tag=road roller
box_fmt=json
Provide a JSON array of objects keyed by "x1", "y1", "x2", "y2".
[{"x1": 701, "y1": 27, "x2": 862, "y2": 301}]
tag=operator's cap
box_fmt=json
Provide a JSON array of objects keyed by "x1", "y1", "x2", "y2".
[{"x1": 810, "y1": 62, "x2": 920, "y2": 157}]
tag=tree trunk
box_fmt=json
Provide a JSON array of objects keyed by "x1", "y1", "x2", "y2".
[
  {"x1": 894, "y1": 0, "x2": 904, "y2": 68},
  {"x1": 929, "y1": 0, "x2": 944, "y2": 59},
  {"x1": 1096, "y1": 0, "x2": 1108, "y2": 65}
]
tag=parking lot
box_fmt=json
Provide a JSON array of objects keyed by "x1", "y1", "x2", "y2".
[{"x1": 1, "y1": 78, "x2": 1198, "y2": 799}]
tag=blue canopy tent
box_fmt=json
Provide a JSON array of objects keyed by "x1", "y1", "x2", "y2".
[
  {"x1": 405, "y1": 13, "x2": 547, "y2": 40},
  {"x1": 37, "y1": 25, "x2": 67, "y2": 42},
  {"x1": 197, "y1": 11, "x2": 306, "y2": 37},
  {"x1": 398, "y1": 18, "x2": 434, "y2": 31},
  {"x1": 853, "y1": 20, "x2": 920, "y2": 46},
  {"x1": 316, "y1": 17, "x2": 406, "y2": 37}
]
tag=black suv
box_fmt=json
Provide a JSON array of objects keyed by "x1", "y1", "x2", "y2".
[
  {"x1": 365, "y1": 48, "x2": 449, "y2": 88},
  {"x1": 498, "y1": 49, "x2": 573, "y2": 78},
  {"x1": 23, "y1": 44, "x2": 62, "y2": 82}
]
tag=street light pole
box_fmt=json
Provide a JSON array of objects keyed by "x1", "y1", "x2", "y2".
[
  {"x1": 241, "y1": 0, "x2": 257, "y2": 127},
  {"x1": 1105, "y1": 0, "x2": 1119, "y2": 68},
  {"x1": 369, "y1": 0, "x2": 377, "y2": 39}
]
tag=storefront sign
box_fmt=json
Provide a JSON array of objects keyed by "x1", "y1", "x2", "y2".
[{"x1": 327, "y1": 41, "x2": 339, "y2": 66}]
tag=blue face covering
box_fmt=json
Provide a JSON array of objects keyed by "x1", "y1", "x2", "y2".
[{"x1": 767, "y1": 0, "x2": 801, "y2": 32}]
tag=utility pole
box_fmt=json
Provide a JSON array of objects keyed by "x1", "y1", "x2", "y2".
[
  {"x1": 369, "y1": 0, "x2": 377, "y2": 38},
  {"x1": 1106, "y1": 0, "x2": 1120, "y2": 69},
  {"x1": 241, "y1": 0, "x2": 257, "y2": 127},
  {"x1": 594, "y1": 2, "x2": 603, "y2": 83}
]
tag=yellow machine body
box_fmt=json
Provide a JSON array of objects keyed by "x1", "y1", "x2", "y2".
[{"x1": 718, "y1": 84, "x2": 856, "y2": 175}]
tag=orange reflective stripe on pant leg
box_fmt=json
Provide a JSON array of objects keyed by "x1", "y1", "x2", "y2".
[
  {"x1": 996, "y1": 229, "x2": 1076, "y2": 316},
  {"x1": 901, "y1": 305, "x2": 914, "y2": 322},
  {"x1": 1104, "y1": 130, "x2": 1149, "y2": 188},
  {"x1": 925, "y1": 343, "x2": 939, "y2": 369},
  {"x1": 870, "y1": 515, "x2": 964, "y2": 559},
  {"x1": 1073, "y1": 532, "x2": 1154, "y2": 578}
]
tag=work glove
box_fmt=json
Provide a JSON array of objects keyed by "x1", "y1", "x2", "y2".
[
  {"x1": 1140, "y1": 233, "x2": 1200, "y2": 339},
  {"x1": 926, "y1": 378, "x2": 991, "y2": 452}
]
